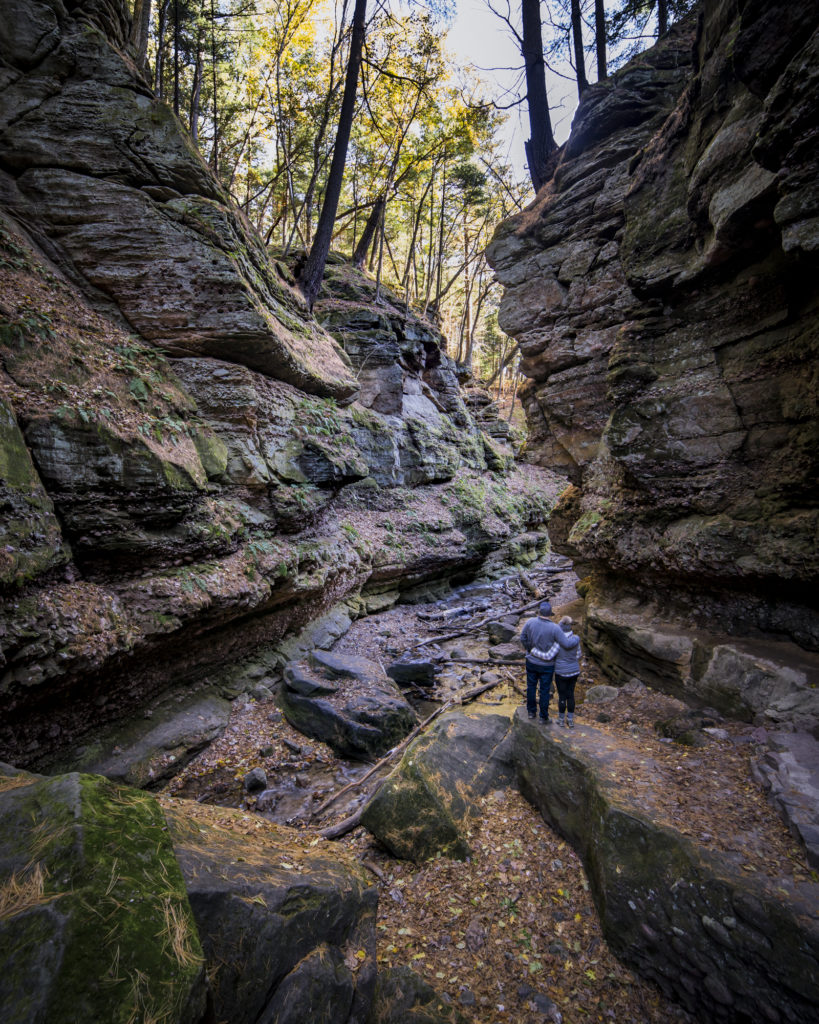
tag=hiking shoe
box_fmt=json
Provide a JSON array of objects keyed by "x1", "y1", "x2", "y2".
[
  {"x1": 557, "y1": 714, "x2": 565, "y2": 727},
  {"x1": 527, "y1": 711, "x2": 536, "y2": 719},
  {"x1": 540, "y1": 716, "x2": 550, "y2": 725},
  {"x1": 567, "y1": 715, "x2": 575, "y2": 728}
]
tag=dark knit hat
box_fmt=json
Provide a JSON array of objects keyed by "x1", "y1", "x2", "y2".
[{"x1": 538, "y1": 601, "x2": 552, "y2": 616}]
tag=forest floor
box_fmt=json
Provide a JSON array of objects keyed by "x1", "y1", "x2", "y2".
[{"x1": 163, "y1": 565, "x2": 808, "y2": 1024}]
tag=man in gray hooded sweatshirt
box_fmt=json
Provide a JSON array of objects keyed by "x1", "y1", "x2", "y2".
[{"x1": 520, "y1": 601, "x2": 579, "y2": 722}]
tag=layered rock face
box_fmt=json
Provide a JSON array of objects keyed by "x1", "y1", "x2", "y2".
[
  {"x1": 0, "y1": 0, "x2": 561, "y2": 771},
  {"x1": 488, "y1": 1, "x2": 819, "y2": 733}
]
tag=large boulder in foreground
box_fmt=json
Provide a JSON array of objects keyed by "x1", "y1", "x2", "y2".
[
  {"x1": 360, "y1": 706, "x2": 516, "y2": 862},
  {"x1": 0, "y1": 764, "x2": 207, "y2": 1024},
  {"x1": 512, "y1": 713, "x2": 819, "y2": 1023},
  {"x1": 281, "y1": 650, "x2": 417, "y2": 760},
  {"x1": 163, "y1": 798, "x2": 377, "y2": 1024}
]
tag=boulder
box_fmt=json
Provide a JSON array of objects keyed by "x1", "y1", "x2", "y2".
[
  {"x1": 164, "y1": 800, "x2": 377, "y2": 1024},
  {"x1": 513, "y1": 712, "x2": 819, "y2": 1023},
  {"x1": 281, "y1": 654, "x2": 416, "y2": 760},
  {"x1": 488, "y1": 642, "x2": 524, "y2": 663},
  {"x1": 0, "y1": 765, "x2": 207, "y2": 1024},
  {"x1": 486, "y1": 620, "x2": 517, "y2": 644},
  {"x1": 386, "y1": 661, "x2": 437, "y2": 687},
  {"x1": 583, "y1": 685, "x2": 619, "y2": 705},
  {"x1": 360, "y1": 707, "x2": 516, "y2": 862},
  {"x1": 369, "y1": 967, "x2": 467, "y2": 1024}
]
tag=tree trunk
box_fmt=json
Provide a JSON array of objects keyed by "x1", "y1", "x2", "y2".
[
  {"x1": 521, "y1": 0, "x2": 556, "y2": 192},
  {"x1": 172, "y1": 0, "x2": 180, "y2": 117},
  {"x1": 352, "y1": 195, "x2": 384, "y2": 270},
  {"x1": 209, "y1": 0, "x2": 219, "y2": 177},
  {"x1": 657, "y1": 0, "x2": 669, "y2": 36},
  {"x1": 298, "y1": 0, "x2": 368, "y2": 309},
  {"x1": 155, "y1": 0, "x2": 168, "y2": 96},
  {"x1": 594, "y1": 0, "x2": 607, "y2": 80},
  {"x1": 570, "y1": 0, "x2": 588, "y2": 97},
  {"x1": 189, "y1": 41, "x2": 203, "y2": 145},
  {"x1": 130, "y1": 0, "x2": 152, "y2": 71}
]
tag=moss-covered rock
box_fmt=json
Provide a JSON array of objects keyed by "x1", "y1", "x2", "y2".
[
  {"x1": 361, "y1": 707, "x2": 516, "y2": 862},
  {"x1": 164, "y1": 800, "x2": 377, "y2": 1024},
  {"x1": 0, "y1": 398, "x2": 69, "y2": 587},
  {"x1": 0, "y1": 765, "x2": 207, "y2": 1024}
]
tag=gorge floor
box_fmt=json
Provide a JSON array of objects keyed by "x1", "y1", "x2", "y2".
[{"x1": 161, "y1": 568, "x2": 808, "y2": 1024}]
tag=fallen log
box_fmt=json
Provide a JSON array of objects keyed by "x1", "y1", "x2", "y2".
[{"x1": 404, "y1": 597, "x2": 542, "y2": 653}]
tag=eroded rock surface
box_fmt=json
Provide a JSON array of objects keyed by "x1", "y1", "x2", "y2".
[
  {"x1": 487, "y1": 3, "x2": 819, "y2": 732},
  {"x1": 513, "y1": 713, "x2": 819, "y2": 1023},
  {"x1": 0, "y1": 0, "x2": 561, "y2": 773}
]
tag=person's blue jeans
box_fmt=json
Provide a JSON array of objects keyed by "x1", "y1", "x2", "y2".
[{"x1": 526, "y1": 661, "x2": 555, "y2": 720}]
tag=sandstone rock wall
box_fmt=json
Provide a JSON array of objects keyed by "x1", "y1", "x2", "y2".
[
  {"x1": 487, "y1": 1, "x2": 819, "y2": 731},
  {"x1": 0, "y1": 1, "x2": 563, "y2": 771}
]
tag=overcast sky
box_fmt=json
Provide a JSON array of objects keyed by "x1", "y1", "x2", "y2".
[{"x1": 447, "y1": 0, "x2": 581, "y2": 180}]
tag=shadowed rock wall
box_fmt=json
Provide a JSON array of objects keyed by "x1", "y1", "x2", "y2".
[{"x1": 487, "y1": 1, "x2": 819, "y2": 733}]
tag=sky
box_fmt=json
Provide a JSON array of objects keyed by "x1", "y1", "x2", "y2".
[{"x1": 446, "y1": 0, "x2": 581, "y2": 179}]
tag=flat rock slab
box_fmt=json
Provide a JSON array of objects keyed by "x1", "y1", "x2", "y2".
[
  {"x1": 753, "y1": 731, "x2": 819, "y2": 869},
  {"x1": 164, "y1": 801, "x2": 377, "y2": 1024},
  {"x1": 53, "y1": 688, "x2": 232, "y2": 788},
  {"x1": 361, "y1": 706, "x2": 516, "y2": 862},
  {"x1": 281, "y1": 652, "x2": 417, "y2": 760},
  {"x1": 0, "y1": 765, "x2": 207, "y2": 1024},
  {"x1": 513, "y1": 712, "x2": 819, "y2": 1023}
]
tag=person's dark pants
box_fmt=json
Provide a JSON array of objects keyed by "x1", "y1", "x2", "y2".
[
  {"x1": 526, "y1": 661, "x2": 555, "y2": 719},
  {"x1": 555, "y1": 673, "x2": 578, "y2": 714}
]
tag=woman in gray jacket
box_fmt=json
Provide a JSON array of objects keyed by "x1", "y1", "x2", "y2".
[{"x1": 554, "y1": 616, "x2": 581, "y2": 727}]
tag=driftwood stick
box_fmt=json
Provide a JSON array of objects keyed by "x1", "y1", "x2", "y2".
[
  {"x1": 320, "y1": 806, "x2": 366, "y2": 839},
  {"x1": 403, "y1": 598, "x2": 542, "y2": 653},
  {"x1": 314, "y1": 677, "x2": 505, "y2": 828}
]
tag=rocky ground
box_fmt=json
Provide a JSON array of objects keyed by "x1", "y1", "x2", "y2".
[{"x1": 162, "y1": 559, "x2": 810, "y2": 1023}]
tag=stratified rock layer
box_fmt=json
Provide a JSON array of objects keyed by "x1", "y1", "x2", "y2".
[
  {"x1": 487, "y1": 2, "x2": 819, "y2": 730},
  {"x1": 0, "y1": 0, "x2": 356, "y2": 400},
  {"x1": 0, "y1": 0, "x2": 559, "y2": 772},
  {"x1": 513, "y1": 714, "x2": 819, "y2": 1023}
]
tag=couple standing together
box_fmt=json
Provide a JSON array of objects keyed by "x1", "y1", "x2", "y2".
[{"x1": 520, "y1": 601, "x2": 580, "y2": 726}]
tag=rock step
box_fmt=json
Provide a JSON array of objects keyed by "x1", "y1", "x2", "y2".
[{"x1": 513, "y1": 711, "x2": 819, "y2": 1023}]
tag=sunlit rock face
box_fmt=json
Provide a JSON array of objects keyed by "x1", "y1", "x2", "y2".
[
  {"x1": 488, "y1": 2, "x2": 819, "y2": 731},
  {"x1": 0, "y1": 0, "x2": 356, "y2": 400}
]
